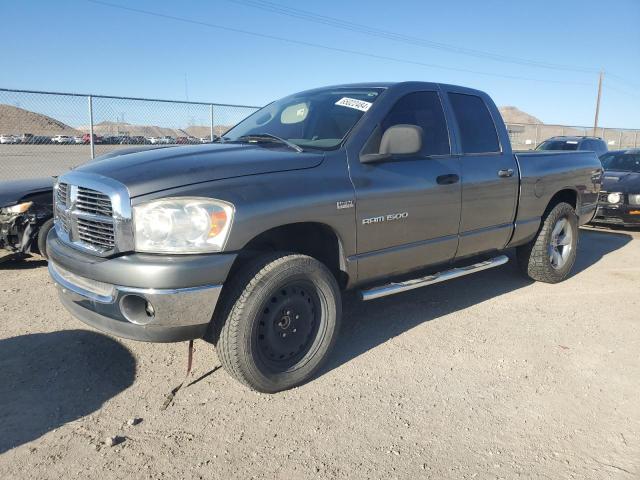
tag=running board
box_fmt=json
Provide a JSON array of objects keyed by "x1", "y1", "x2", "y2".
[{"x1": 359, "y1": 255, "x2": 509, "y2": 301}]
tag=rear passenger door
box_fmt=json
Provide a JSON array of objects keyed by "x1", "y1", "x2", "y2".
[{"x1": 444, "y1": 89, "x2": 519, "y2": 258}]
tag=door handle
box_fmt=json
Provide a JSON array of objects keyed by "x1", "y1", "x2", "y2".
[
  {"x1": 436, "y1": 174, "x2": 460, "y2": 185},
  {"x1": 498, "y1": 168, "x2": 514, "y2": 178}
]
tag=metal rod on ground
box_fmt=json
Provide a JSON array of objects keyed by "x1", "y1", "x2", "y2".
[
  {"x1": 88, "y1": 95, "x2": 95, "y2": 159},
  {"x1": 593, "y1": 70, "x2": 604, "y2": 137},
  {"x1": 210, "y1": 104, "x2": 214, "y2": 142}
]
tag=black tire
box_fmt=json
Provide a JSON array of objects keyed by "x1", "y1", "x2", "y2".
[
  {"x1": 37, "y1": 218, "x2": 54, "y2": 260},
  {"x1": 211, "y1": 253, "x2": 341, "y2": 393},
  {"x1": 516, "y1": 202, "x2": 578, "y2": 283}
]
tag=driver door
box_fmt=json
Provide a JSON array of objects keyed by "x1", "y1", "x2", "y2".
[{"x1": 347, "y1": 90, "x2": 462, "y2": 282}]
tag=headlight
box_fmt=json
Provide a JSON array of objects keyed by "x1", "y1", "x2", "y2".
[
  {"x1": 2, "y1": 201, "x2": 33, "y2": 214},
  {"x1": 629, "y1": 194, "x2": 640, "y2": 206},
  {"x1": 133, "y1": 197, "x2": 234, "y2": 253},
  {"x1": 607, "y1": 192, "x2": 621, "y2": 204}
]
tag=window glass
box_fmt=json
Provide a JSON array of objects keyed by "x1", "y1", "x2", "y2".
[
  {"x1": 377, "y1": 91, "x2": 450, "y2": 156},
  {"x1": 223, "y1": 88, "x2": 383, "y2": 150},
  {"x1": 536, "y1": 140, "x2": 579, "y2": 151},
  {"x1": 601, "y1": 152, "x2": 640, "y2": 172},
  {"x1": 448, "y1": 93, "x2": 500, "y2": 154}
]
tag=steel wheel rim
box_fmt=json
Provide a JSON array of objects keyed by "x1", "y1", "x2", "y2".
[
  {"x1": 255, "y1": 281, "x2": 322, "y2": 371},
  {"x1": 548, "y1": 217, "x2": 573, "y2": 270}
]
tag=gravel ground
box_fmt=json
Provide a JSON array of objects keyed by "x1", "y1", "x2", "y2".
[{"x1": 0, "y1": 227, "x2": 639, "y2": 479}]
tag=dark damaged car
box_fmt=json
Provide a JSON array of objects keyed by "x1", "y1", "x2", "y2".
[
  {"x1": 592, "y1": 149, "x2": 640, "y2": 227},
  {"x1": 0, "y1": 178, "x2": 55, "y2": 262},
  {"x1": 0, "y1": 147, "x2": 173, "y2": 264}
]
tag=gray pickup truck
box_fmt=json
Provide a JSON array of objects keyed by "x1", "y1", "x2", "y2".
[{"x1": 48, "y1": 82, "x2": 602, "y2": 392}]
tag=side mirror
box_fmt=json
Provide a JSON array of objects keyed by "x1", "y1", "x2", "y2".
[{"x1": 360, "y1": 124, "x2": 423, "y2": 164}]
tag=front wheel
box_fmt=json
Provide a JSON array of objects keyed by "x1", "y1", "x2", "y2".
[
  {"x1": 211, "y1": 253, "x2": 341, "y2": 393},
  {"x1": 37, "y1": 218, "x2": 55, "y2": 260},
  {"x1": 516, "y1": 202, "x2": 578, "y2": 283}
]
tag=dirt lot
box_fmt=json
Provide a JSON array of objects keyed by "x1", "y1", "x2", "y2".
[{"x1": 0, "y1": 227, "x2": 639, "y2": 479}]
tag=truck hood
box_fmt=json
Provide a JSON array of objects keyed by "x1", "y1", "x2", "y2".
[
  {"x1": 601, "y1": 170, "x2": 640, "y2": 193},
  {"x1": 73, "y1": 143, "x2": 324, "y2": 197},
  {"x1": 0, "y1": 177, "x2": 54, "y2": 208}
]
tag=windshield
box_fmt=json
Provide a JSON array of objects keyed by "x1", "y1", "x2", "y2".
[
  {"x1": 536, "y1": 140, "x2": 579, "y2": 151},
  {"x1": 222, "y1": 87, "x2": 384, "y2": 150},
  {"x1": 601, "y1": 152, "x2": 640, "y2": 172}
]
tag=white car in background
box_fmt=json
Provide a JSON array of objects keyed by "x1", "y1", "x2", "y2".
[
  {"x1": 0, "y1": 135, "x2": 19, "y2": 144},
  {"x1": 147, "y1": 136, "x2": 160, "y2": 144},
  {"x1": 51, "y1": 135, "x2": 73, "y2": 144},
  {"x1": 73, "y1": 136, "x2": 83, "y2": 144},
  {"x1": 158, "y1": 136, "x2": 175, "y2": 144}
]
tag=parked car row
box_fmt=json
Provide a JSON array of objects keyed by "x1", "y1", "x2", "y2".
[{"x1": 0, "y1": 133, "x2": 216, "y2": 145}]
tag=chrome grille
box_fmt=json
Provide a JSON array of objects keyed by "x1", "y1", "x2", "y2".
[
  {"x1": 77, "y1": 217, "x2": 115, "y2": 249},
  {"x1": 57, "y1": 182, "x2": 68, "y2": 206},
  {"x1": 54, "y1": 172, "x2": 134, "y2": 257},
  {"x1": 598, "y1": 191, "x2": 609, "y2": 203},
  {"x1": 55, "y1": 182, "x2": 70, "y2": 233},
  {"x1": 75, "y1": 187, "x2": 113, "y2": 217},
  {"x1": 58, "y1": 210, "x2": 71, "y2": 233},
  {"x1": 55, "y1": 180, "x2": 118, "y2": 254}
]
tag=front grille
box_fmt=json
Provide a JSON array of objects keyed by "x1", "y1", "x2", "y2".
[
  {"x1": 55, "y1": 181, "x2": 118, "y2": 253},
  {"x1": 598, "y1": 191, "x2": 609, "y2": 203},
  {"x1": 57, "y1": 182, "x2": 68, "y2": 206},
  {"x1": 76, "y1": 217, "x2": 115, "y2": 250},
  {"x1": 75, "y1": 187, "x2": 113, "y2": 217},
  {"x1": 58, "y1": 210, "x2": 71, "y2": 233},
  {"x1": 56, "y1": 183, "x2": 70, "y2": 233}
]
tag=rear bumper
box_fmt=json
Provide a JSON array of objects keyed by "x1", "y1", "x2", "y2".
[
  {"x1": 47, "y1": 228, "x2": 236, "y2": 343},
  {"x1": 592, "y1": 206, "x2": 640, "y2": 227}
]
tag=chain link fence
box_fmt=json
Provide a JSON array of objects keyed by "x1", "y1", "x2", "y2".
[
  {"x1": 506, "y1": 122, "x2": 640, "y2": 151},
  {"x1": 0, "y1": 88, "x2": 259, "y2": 180},
  {"x1": 2, "y1": 87, "x2": 639, "y2": 181}
]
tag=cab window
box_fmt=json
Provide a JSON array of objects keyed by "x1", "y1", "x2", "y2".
[
  {"x1": 449, "y1": 93, "x2": 501, "y2": 154},
  {"x1": 366, "y1": 91, "x2": 450, "y2": 156}
]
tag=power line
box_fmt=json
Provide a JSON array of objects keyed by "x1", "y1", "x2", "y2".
[
  {"x1": 607, "y1": 72, "x2": 640, "y2": 90},
  {"x1": 227, "y1": 0, "x2": 599, "y2": 74},
  {"x1": 604, "y1": 82, "x2": 640, "y2": 100},
  {"x1": 85, "y1": 0, "x2": 592, "y2": 87}
]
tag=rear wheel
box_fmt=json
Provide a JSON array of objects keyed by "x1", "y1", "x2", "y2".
[
  {"x1": 211, "y1": 253, "x2": 341, "y2": 393},
  {"x1": 516, "y1": 202, "x2": 578, "y2": 283}
]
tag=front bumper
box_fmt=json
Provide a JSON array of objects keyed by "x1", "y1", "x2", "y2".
[
  {"x1": 592, "y1": 205, "x2": 640, "y2": 227},
  {"x1": 0, "y1": 213, "x2": 31, "y2": 260},
  {"x1": 48, "y1": 228, "x2": 236, "y2": 342}
]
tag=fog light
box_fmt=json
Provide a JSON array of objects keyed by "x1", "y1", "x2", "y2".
[{"x1": 120, "y1": 294, "x2": 155, "y2": 325}]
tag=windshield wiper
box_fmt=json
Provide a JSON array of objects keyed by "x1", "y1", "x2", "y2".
[{"x1": 235, "y1": 133, "x2": 303, "y2": 153}]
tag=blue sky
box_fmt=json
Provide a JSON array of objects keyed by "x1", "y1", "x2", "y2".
[{"x1": 2, "y1": 0, "x2": 639, "y2": 128}]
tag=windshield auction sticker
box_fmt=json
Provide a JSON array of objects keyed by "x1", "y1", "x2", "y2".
[{"x1": 335, "y1": 97, "x2": 372, "y2": 112}]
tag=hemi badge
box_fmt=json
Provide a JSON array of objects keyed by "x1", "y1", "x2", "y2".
[{"x1": 337, "y1": 200, "x2": 354, "y2": 210}]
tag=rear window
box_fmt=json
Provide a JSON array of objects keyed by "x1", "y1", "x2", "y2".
[
  {"x1": 536, "y1": 140, "x2": 579, "y2": 151},
  {"x1": 448, "y1": 93, "x2": 500, "y2": 154}
]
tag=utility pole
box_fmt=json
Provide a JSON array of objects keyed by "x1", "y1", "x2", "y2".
[{"x1": 593, "y1": 70, "x2": 604, "y2": 136}]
